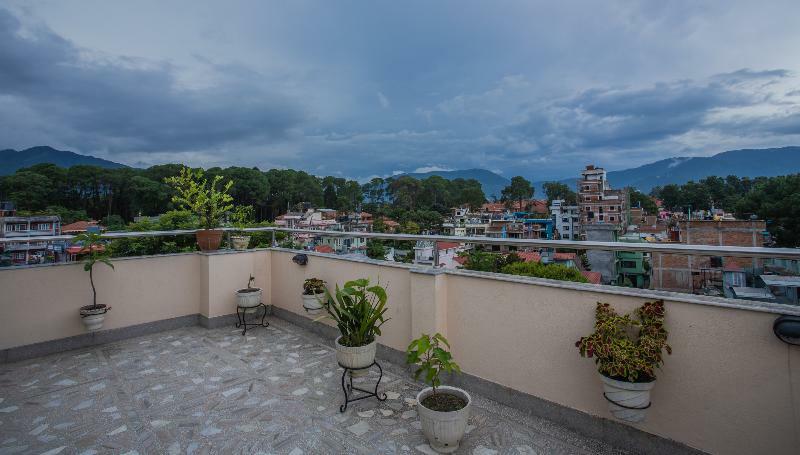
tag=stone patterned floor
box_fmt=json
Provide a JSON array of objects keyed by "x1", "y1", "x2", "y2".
[{"x1": 0, "y1": 318, "x2": 633, "y2": 455}]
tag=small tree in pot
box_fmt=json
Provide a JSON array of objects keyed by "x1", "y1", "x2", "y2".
[
  {"x1": 317, "y1": 278, "x2": 389, "y2": 377},
  {"x1": 230, "y1": 205, "x2": 254, "y2": 250},
  {"x1": 576, "y1": 300, "x2": 671, "y2": 422},
  {"x1": 75, "y1": 232, "x2": 114, "y2": 331},
  {"x1": 407, "y1": 333, "x2": 471, "y2": 454},
  {"x1": 165, "y1": 167, "x2": 233, "y2": 251},
  {"x1": 301, "y1": 277, "x2": 327, "y2": 313}
]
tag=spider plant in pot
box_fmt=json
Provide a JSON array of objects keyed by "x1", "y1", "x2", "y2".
[
  {"x1": 316, "y1": 278, "x2": 389, "y2": 377},
  {"x1": 301, "y1": 277, "x2": 327, "y2": 314},
  {"x1": 576, "y1": 300, "x2": 671, "y2": 423},
  {"x1": 165, "y1": 166, "x2": 233, "y2": 252},
  {"x1": 75, "y1": 232, "x2": 114, "y2": 331},
  {"x1": 407, "y1": 333, "x2": 470, "y2": 454},
  {"x1": 236, "y1": 274, "x2": 261, "y2": 308},
  {"x1": 230, "y1": 205, "x2": 253, "y2": 250}
]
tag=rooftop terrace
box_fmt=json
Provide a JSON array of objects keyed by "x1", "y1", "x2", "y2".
[
  {"x1": 0, "y1": 317, "x2": 629, "y2": 454},
  {"x1": 1, "y1": 230, "x2": 799, "y2": 455}
]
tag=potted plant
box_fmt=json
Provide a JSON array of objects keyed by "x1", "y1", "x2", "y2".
[
  {"x1": 165, "y1": 166, "x2": 233, "y2": 251},
  {"x1": 230, "y1": 205, "x2": 253, "y2": 251},
  {"x1": 318, "y1": 278, "x2": 389, "y2": 377},
  {"x1": 301, "y1": 277, "x2": 327, "y2": 313},
  {"x1": 575, "y1": 300, "x2": 671, "y2": 423},
  {"x1": 407, "y1": 333, "x2": 471, "y2": 454},
  {"x1": 236, "y1": 274, "x2": 261, "y2": 308},
  {"x1": 75, "y1": 232, "x2": 114, "y2": 331}
]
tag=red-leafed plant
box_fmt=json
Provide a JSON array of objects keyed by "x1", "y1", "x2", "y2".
[{"x1": 576, "y1": 300, "x2": 671, "y2": 383}]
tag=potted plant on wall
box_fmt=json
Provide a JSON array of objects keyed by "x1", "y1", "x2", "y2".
[
  {"x1": 75, "y1": 232, "x2": 114, "y2": 331},
  {"x1": 165, "y1": 166, "x2": 233, "y2": 252},
  {"x1": 230, "y1": 205, "x2": 254, "y2": 250},
  {"x1": 301, "y1": 277, "x2": 327, "y2": 313},
  {"x1": 318, "y1": 278, "x2": 389, "y2": 377},
  {"x1": 236, "y1": 274, "x2": 261, "y2": 308},
  {"x1": 576, "y1": 300, "x2": 671, "y2": 423},
  {"x1": 407, "y1": 333, "x2": 471, "y2": 454}
]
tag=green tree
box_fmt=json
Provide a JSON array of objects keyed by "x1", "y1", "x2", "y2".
[
  {"x1": 542, "y1": 181, "x2": 577, "y2": 206},
  {"x1": 628, "y1": 189, "x2": 658, "y2": 214},
  {"x1": 366, "y1": 240, "x2": 387, "y2": 260},
  {"x1": 501, "y1": 176, "x2": 534, "y2": 211}
]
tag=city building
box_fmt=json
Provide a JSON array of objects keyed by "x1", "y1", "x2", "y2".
[
  {"x1": 550, "y1": 199, "x2": 580, "y2": 240},
  {"x1": 0, "y1": 204, "x2": 62, "y2": 264},
  {"x1": 577, "y1": 165, "x2": 627, "y2": 234},
  {"x1": 413, "y1": 241, "x2": 465, "y2": 268}
]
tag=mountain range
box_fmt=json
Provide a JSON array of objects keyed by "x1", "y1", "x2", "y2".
[
  {"x1": 0, "y1": 146, "x2": 126, "y2": 175},
  {"x1": 2, "y1": 145, "x2": 800, "y2": 196}
]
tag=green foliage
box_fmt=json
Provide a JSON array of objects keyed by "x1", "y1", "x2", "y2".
[
  {"x1": 366, "y1": 240, "x2": 387, "y2": 260},
  {"x1": 164, "y1": 167, "x2": 234, "y2": 229},
  {"x1": 501, "y1": 176, "x2": 534, "y2": 209},
  {"x1": 406, "y1": 333, "x2": 460, "y2": 394},
  {"x1": 460, "y1": 250, "x2": 522, "y2": 273},
  {"x1": 543, "y1": 181, "x2": 577, "y2": 205},
  {"x1": 576, "y1": 300, "x2": 671, "y2": 382},
  {"x1": 102, "y1": 215, "x2": 126, "y2": 231},
  {"x1": 157, "y1": 210, "x2": 198, "y2": 230},
  {"x1": 303, "y1": 278, "x2": 326, "y2": 295},
  {"x1": 74, "y1": 232, "x2": 114, "y2": 309},
  {"x1": 628, "y1": 188, "x2": 657, "y2": 214},
  {"x1": 230, "y1": 205, "x2": 254, "y2": 232},
  {"x1": 501, "y1": 261, "x2": 589, "y2": 283},
  {"x1": 318, "y1": 278, "x2": 390, "y2": 347}
]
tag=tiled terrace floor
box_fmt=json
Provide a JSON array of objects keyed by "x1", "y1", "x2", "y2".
[{"x1": 0, "y1": 317, "x2": 632, "y2": 455}]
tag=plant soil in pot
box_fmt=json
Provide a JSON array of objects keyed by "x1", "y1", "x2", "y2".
[
  {"x1": 79, "y1": 304, "x2": 111, "y2": 331},
  {"x1": 196, "y1": 229, "x2": 224, "y2": 251},
  {"x1": 335, "y1": 336, "x2": 376, "y2": 377},
  {"x1": 416, "y1": 386, "x2": 472, "y2": 453},
  {"x1": 231, "y1": 235, "x2": 251, "y2": 250},
  {"x1": 600, "y1": 373, "x2": 655, "y2": 423}
]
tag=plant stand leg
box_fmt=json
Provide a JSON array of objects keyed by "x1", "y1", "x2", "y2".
[
  {"x1": 338, "y1": 361, "x2": 388, "y2": 413},
  {"x1": 235, "y1": 303, "x2": 269, "y2": 336}
]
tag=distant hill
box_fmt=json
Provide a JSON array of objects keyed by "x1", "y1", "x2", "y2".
[
  {"x1": 399, "y1": 168, "x2": 510, "y2": 200},
  {"x1": 534, "y1": 146, "x2": 800, "y2": 194},
  {"x1": 0, "y1": 146, "x2": 127, "y2": 175}
]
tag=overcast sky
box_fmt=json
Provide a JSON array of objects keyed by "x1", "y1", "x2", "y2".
[{"x1": 2, "y1": 1, "x2": 800, "y2": 181}]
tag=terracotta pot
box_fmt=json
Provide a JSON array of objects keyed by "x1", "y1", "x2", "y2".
[
  {"x1": 231, "y1": 235, "x2": 251, "y2": 250},
  {"x1": 236, "y1": 288, "x2": 262, "y2": 308},
  {"x1": 196, "y1": 229, "x2": 223, "y2": 251},
  {"x1": 416, "y1": 386, "x2": 472, "y2": 453},
  {"x1": 335, "y1": 336, "x2": 376, "y2": 377},
  {"x1": 599, "y1": 373, "x2": 655, "y2": 423},
  {"x1": 79, "y1": 304, "x2": 110, "y2": 332}
]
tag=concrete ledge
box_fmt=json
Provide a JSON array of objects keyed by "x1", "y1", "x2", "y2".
[
  {"x1": 0, "y1": 314, "x2": 199, "y2": 363},
  {"x1": 270, "y1": 305, "x2": 705, "y2": 455}
]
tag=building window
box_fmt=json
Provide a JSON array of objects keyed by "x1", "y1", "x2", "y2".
[
  {"x1": 563, "y1": 226, "x2": 569, "y2": 230},
  {"x1": 609, "y1": 216, "x2": 615, "y2": 221},
  {"x1": 599, "y1": 215, "x2": 604, "y2": 221},
  {"x1": 621, "y1": 260, "x2": 636, "y2": 269}
]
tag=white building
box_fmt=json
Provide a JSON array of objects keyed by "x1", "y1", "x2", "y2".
[
  {"x1": 413, "y1": 241, "x2": 465, "y2": 268},
  {"x1": 550, "y1": 199, "x2": 581, "y2": 240}
]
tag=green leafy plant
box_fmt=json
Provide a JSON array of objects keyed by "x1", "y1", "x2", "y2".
[
  {"x1": 74, "y1": 232, "x2": 114, "y2": 310},
  {"x1": 231, "y1": 205, "x2": 254, "y2": 233},
  {"x1": 406, "y1": 333, "x2": 460, "y2": 394},
  {"x1": 317, "y1": 278, "x2": 389, "y2": 347},
  {"x1": 303, "y1": 277, "x2": 326, "y2": 295},
  {"x1": 164, "y1": 167, "x2": 234, "y2": 229},
  {"x1": 576, "y1": 300, "x2": 671, "y2": 382},
  {"x1": 502, "y1": 261, "x2": 589, "y2": 283}
]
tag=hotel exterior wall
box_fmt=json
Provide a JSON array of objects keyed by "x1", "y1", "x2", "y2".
[
  {"x1": 268, "y1": 250, "x2": 414, "y2": 353},
  {"x1": 444, "y1": 272, "x2": 800, "y2": 455},
  {"x1": 0, "y1": 253, "x2": 201, "y2": 351}
]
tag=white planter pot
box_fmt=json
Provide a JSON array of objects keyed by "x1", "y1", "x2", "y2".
[
  {"x1": 416, "y1": 386, "x2": 472, "y2": 453},
  {"x1": 79, "y1": 305, "x2": 110, "y2": 332},
  {"x1": 599, "y1": 373, "x2": 655, "y2": 423},
  {"x1": 301, "y1": 292, "x2": 326, "y2": 313},
  {"x1": 231, "y1": 235, "x2": 250, "y2": 250},
  {"x1": 335, "y1": 336, "x2": 376, "y2": 378},
  {"x1": 236, "y1": 288, "x2": 262, "y2": 308}
]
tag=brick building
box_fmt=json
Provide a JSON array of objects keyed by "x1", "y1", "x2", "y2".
[
  {"x1": 651, "y1": 220, "x2": 769, "y2": 293},
  {"x1": 577, "y1": 165, "x2": 627, "y2": 235}
]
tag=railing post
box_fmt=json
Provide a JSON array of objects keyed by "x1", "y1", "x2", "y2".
[{"x1": 271, "y1": 230, "x2": 276, "y2": 247}]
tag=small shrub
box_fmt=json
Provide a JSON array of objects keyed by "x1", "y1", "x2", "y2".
[
  {"x1": 501, "y1": 261, "x2": 589, "y2": 283},
  {"x1": 575, "y1": 300, "x2": 671, "y2": 382},
  {"x1": 303, "y1": 278, "x2": 326, "y2": 295},
  {"x1": 318, "y1": 278, "x2": 389, "y2": 347}
]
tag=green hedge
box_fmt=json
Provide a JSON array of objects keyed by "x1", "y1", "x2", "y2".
[{"x1": 501, "y1": 261, "x2": 588, "y2": 283}]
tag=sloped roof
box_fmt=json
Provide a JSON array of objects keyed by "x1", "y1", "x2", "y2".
[
  {"x1": 314, "y1": 245, "x2": 335, "y2": 254},
  {"x1": 61, "y1": 220, "x2": 100, "y2": 233},
  {"x1": 581, "y1": 271, "x2": 602, "y2": 284}
]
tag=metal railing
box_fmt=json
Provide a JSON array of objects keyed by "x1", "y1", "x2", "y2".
[{"x1": 1, "y1": 225, "x2": 798, "y2": 260}]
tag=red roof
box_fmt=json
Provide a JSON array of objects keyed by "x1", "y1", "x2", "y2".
[
  {"x1": 66, "y1": 244, "x2": 105, "y2": 255},
  {"x1": 437, "y1": 241, "x2": 461, "y2": 251},
  {"x1": 314, "y1": 245, "x2": 335, "y2": 254},
  {"x1": 553, "y1": 252, "x2": 576, "y2": 261},
  {"x1": 517, "y1": 252, "x2": 541, "y2": 263},
  {"x1": 62, "y1": 220, "x2": 101, "y2": 233},
  {"x1": 453, "y1": 256, "x2": 468, "y2": 265},
  {"x1": 581, "y1": 271, "x2": 602, "y2": 284}
]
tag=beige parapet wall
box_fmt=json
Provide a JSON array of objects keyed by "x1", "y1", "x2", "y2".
[{"x1": 1, "y1": 248, "x2": 799, "y2": 454}]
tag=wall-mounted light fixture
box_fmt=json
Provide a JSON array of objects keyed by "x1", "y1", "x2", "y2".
[
  {"x1": 292, "y1": 253, "x2": 308, "y2": 266},
  {"x1": 773, "y1": 315, "x2": 800, "y2": 346}
]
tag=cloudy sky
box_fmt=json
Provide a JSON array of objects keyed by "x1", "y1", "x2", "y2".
[{"x1": 2, "y1": 1, "x2": 800, "y2": 181}]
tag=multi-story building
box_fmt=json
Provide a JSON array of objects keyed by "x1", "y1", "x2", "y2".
[
  {"x1": 577, "y1": 165, "x2": 627, "y2": 234},
  {"x1": 0, "y1": 203, "x2": 62, "y2": 264},
  {"x1": 550, "y1": 199, "x2": 580, "y2": 240}
]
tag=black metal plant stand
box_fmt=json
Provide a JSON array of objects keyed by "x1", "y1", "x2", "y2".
[
  {"x1": 235, "y1": 303, "x2": 269, "y2": 336},
  {"x1": 338, "y1": 361, "x2": 387, "y2": 412}
]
